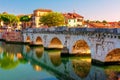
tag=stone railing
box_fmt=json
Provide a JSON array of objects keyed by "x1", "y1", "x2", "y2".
[{"x1": 22, "y1": 27, "x2": 120, "y2": 35}]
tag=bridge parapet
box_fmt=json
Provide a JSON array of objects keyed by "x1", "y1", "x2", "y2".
[{"x1": 22, "y1": 28, "x2": 120, "y2": 34}]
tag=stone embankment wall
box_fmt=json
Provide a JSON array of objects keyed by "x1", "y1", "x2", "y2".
[{"x1": 1, "y1": 31, "x2": 23, "y2": 42}]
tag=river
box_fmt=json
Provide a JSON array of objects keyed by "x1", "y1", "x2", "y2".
[{"x1": 0, "y1": 41, "x2": 120, "y2": 80}]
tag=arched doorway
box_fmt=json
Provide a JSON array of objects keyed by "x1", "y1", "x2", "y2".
[
  {"x1": 49, "y1": 37, "x2": 63, "y2": 49},
  {"x1": 35, "y1": 36, "x2": 43, "y2": 45},
  {"x1": 105, "y1": 48, "x2": 120, "y2": 63},
  {"x1": 72, "y1": 40, "x2": 91, "y2": 56}
]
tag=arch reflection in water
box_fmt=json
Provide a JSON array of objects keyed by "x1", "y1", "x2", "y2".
[
  {"x1": 22, "y1": 48, "x2": 120, "y2": 80},
  {"x1": 47, "y1": 50, "x2": 62, "y2": 67},
  {"x1": 33, "y1": 46, "x2": 44, "y2": 59},
  {"x1": 32, "y1": 63, "x2": 42, "y2": 72},
  {"x1": 71, "y1": 57, "x2": 91, "y2": 79}
]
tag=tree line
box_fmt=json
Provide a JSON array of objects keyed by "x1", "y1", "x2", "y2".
[{"x1": 0, "y1": 12, "x2": 65, "y2": 29}]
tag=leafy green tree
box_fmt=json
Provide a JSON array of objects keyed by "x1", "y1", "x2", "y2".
[
  {"x1": 102, "y1": 20, "x2": 107, "y2": 24},
  {"x1": 0, "y1": 14, "x2": 2, "y2": 27},
  {"x1": 96, "y1": 20, "x2": 101, "y2": 23},
  {"x1": 85, "y1": 20, "x2": 90, "y2": 23},
  {"x1": 0, "y1": 14, "x2": 19, "y2": 27},
  {"x1": 20, "y1": 15, "x2": 31, "y2": 29},
  {"x1": 40, "y1": 12, "x2": 65, "y2": 27},
  {"x1": 20, "y1": 15, "x2": 31, "y2": 22}
]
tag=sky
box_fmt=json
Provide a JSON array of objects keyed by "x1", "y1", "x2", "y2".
[{"x1": 0, "y1": 0, "x2": 120, "y2": 21}]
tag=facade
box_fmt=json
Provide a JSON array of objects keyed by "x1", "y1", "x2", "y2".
[
  {"x1": 63, "y1": 12, "x2": 84, "y2": 27},
  {"x1": 0, "y1": 21, "x2": 3, "y2": 27},
  {"x1": 32, "y1": 9, "x2": 52, "y2": 28},
  {"x1": 17, "y1": 9, "x2": 84, "y2": 28}
]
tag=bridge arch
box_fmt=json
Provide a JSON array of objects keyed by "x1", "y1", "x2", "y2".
[
  {"x1": 71, "y1": 40, "x2": 91, "y2": 56},
  {"x1": 105, "y1": 48, "x2": 120, "y2": 63},
  {"x1": 26, "y1": 36, "x2": 31, "y2": 43},
  {"x1": 48, "y1": 37, "x2": 63, "y2": 49},
  {"x1": 35, "y1": 36, "x2": 43, "y2": 45}
]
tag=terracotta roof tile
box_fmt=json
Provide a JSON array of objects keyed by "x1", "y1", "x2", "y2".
[{"x1": 63, "y1": 12, "x2": 83, "y2": 19}]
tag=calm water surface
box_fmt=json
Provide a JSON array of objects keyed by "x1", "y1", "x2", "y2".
[{"x1": 0, "y1": 41, "x2": 120, "y2": 80}]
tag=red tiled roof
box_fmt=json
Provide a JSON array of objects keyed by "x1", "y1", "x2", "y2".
[
  {"x1": 63, "y1": 12, "x2": 83, "y2": 19},
  {"x1": 86, "y1": 22, "x2": 120, "y2": 28},
  {"x1": 87, "y1": 23, "x2": 109, "y2": 28}
]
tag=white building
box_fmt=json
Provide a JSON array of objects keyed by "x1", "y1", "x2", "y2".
[{"x1": 63, "y1": 12, "x2": 84, "y2": 27}]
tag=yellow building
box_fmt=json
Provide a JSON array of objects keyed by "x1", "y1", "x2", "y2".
[
  {"x1": 32, "y1": 9, "x2": 52, "y2": 28},
  {"x1": 0, "y1": 21, "x2": 3, "y2": 27}
]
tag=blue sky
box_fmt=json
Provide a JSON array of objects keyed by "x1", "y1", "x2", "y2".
[{"x1": 0, "y1": 0, "x2": 120, "y2": 21}]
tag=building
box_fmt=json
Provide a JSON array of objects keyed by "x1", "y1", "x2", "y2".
[
  {"x1": 63, "y1": 12, "x2": 84, "y2": 27},
  {"x1": 32, "y1": 8, "x2": 52, "y2": 28},
  {"x1": 0, "y1": 21, "x2": 3, "y2": 27},
  {"x1": 17, "y1": 9, "x2": 84, "y2": 28},
  {"x1": 86, "y1": 22, "x2": 120, "y2": 28}
]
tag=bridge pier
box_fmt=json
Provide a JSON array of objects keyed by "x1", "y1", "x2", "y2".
[{"x1": 61, "y1": 47, "x2": 69, "y2": 56}]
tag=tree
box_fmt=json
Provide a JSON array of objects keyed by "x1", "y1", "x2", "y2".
[
  {"x1": 0, "y1": 14, "x2": 2, "y2": 27},
  {"x1": 85, "y1": 20, "x2": 90, "y2": 23},
  {"x1": 40, "y1": 12, "x2": 65, "y2": 27},
  {"x1": 102, "y1": 20, "x2": 107, "y2": 24},
  {"x1": 20, "y1": 15, "x2": 31, "y2": 22},
  {"x1": 0, "y1": 14, "x2": 19, "y2": 27},
  {"x1": 20, "y1": 15, "x2": 31, "y2": 29},
  {"x1": 96, "y1": 20, "x2": 101, "y2": 23}
]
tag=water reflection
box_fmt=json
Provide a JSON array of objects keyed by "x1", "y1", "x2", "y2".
[
  {"x1": 105, "y1": 66, "x2": 120, "y2": 80},
  {"x1": 34, "y1": 46, "x2": 44, "y2": 59},
  {"x1": 72, "y1": 58, "x2": 91, "y2": 78},
  {"x1": 0, "y1": 52, "x2": 19, "y2": 70},
  {"x1": 0, "y1": 41, "x2": 120, "y2": 80},
  {"x1": 47, "y1": 50, "x2": 62, "y2": 67}
]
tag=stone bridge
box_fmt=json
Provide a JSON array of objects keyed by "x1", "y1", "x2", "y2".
[{"x1": 22, "y1": 28, "x2": 120, "y2": 63}]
